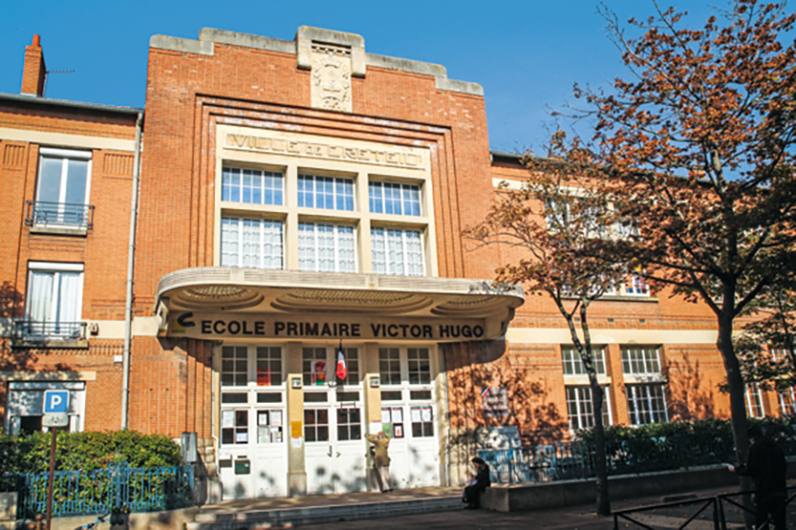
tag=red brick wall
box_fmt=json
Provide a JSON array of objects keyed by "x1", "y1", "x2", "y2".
[{"x1": 0, "y1": 101, "x2": 137, "y2": 428}]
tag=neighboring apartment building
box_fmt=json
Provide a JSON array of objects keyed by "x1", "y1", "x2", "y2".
[
  {"x1": 0, "y1": 36, "x2": 142, "y2": 435},
  {"x1": 0, "y1": 28, "x2": 787, "y2": 501}
]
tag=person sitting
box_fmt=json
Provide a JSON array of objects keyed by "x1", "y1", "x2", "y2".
[{"x1": 463, "y1": 456, "x2": 491, "y2": 509}]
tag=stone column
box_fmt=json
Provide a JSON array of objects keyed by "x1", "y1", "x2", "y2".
[{"x1": 286, "y1": 341, "x2": 306, "y2": 496}]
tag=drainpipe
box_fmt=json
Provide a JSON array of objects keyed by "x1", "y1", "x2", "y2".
[{"x1": 121, "y1": 112, "x2": 143, "y2": 430}]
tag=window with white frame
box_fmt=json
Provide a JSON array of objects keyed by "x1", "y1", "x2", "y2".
[
  {"x1": 562, "y1": 346, "x2": 606, "y2": 375},
  {"x1": 25, "y1": 262, "x2": 84, "y2": 338},
  {"x1": 621, "y1": 346, "x2": 661, "y2": 375},
  {"x1": 298, "y1": 174, "x2": 354, "y2": 211},
  {"x1": 371, "y1": 227, "x2": 425, "y2": 276},
  {"x1": 221, "y1": 346, "x2": 249, "y2": 387},
  {"x1": 220, "y1": 217, "x2": 284, "y2": 269},
  {"x1": 565, "y1": 386, "x2": 611, "y2": 431},
  {"x1": 336, "y1": 408, "x2": 362, "y2": 441},
  {"x1": 303, "y1": 347, "x2": 329, "y2": 387},
  {"x1": 379, "y1": 348, "x2": 402, "y2": 385},
  {"x1": 745, "y1": 384, "x2": 765, "y2": 418},
  {"x1": 407, "y1": 348, "x2": 431, "y2": 384},
  {"x1": 34, "y1": 148, "x2": 91, "y2": 228},
  {"x1": 221, "y1": 409, "x2": 249, "y2": 444},
  {"x1": 339, "y1": 348, "x2": 360, "y2": 386},
  {"x1": 256, "y1": 347, "x2": 283, "y2": 386},
  {"x1": 625, "y1": 273, "x2": 650, "y2": 296},
  {"x1": 369, "y1": 181, "x2": 421, "y2": 216},
  {"x1": 779, "y1": 387, "x2": 796, "y2": 416},
  {"x1": 626, "y1": 384, "x2": 668, "y2": 425},
  {"x1": 222, "y1": 167, "x2": 283, "y2": 206},
  {"x1": 298, "y1": 222, "x2": 356, "y2": 273}
]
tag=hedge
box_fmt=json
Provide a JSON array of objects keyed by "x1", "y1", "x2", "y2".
[{"x1": 0, "y1": 429, "x2": 182, "y2": 474}]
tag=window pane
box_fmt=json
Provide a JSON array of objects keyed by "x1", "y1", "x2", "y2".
[
  {"x1": 371, "y1": 228, "x2": 424, "y2": 277},
  {"x1": 38, "y1": 158, "x2": 63, "y2": 204},
  {"x1": 298, "y1": 223, "x2": 357, "y2": 273},
  {"x1": 64, "y1": 159, "x2": 88, "y2": 205},
  {"x1": 626, "y1": 384, "x2": 667, "y2": 426},
  {"x1": 222, "y1": 167, "x2": 283, "y2": 206},
  {"x1": 621, "y1": 347, "x2": 661, "y2": 375},
  {"x1": 379, "y1": 348, "x2": 401, "y2": 385},
  {"x1": 562, "y1": 347, "x2": 605, "y2": 375},
  {"x1": 298, "y1": 174, "x2": 353, "y2": 211},
  {"x1": 221, "y1": 217, "x2": 283, "y2": 270},
  {"x1": 369, "y1": 181, "x2": 421, "y2": 216}
]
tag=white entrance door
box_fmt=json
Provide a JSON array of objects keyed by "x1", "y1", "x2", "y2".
[
  {"x1": 304, "y1": 403, "x2": 367, "y2": 494},
  {"x1": 218, "y1": 345, "x2": 287, "y2": 499},
  {"x1": 377, "y1": 346, "x2": 440, "y2": 489},
  {"x1": 302, "y1": 346, "x2": 366, "y2": 494}
]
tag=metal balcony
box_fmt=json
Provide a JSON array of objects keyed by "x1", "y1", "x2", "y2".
[
  {"x1": 13, "y1": 320, "x2": 87, "y2": 340},
  {"x1": 25, "y1": 201, "x2": 94, "y2": 230}
]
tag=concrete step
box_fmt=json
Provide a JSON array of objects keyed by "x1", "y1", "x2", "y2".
[{"x1": 187, "y1": 495, "x2": 463, "y2": 530}]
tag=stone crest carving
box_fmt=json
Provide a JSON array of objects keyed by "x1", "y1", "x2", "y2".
[{"x1": 311, "y1": 44, "x2": 352, "y2": 112}]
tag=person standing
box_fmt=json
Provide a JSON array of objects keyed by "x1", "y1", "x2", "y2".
[
  {"x1": 367, "y1": 431, "x2": 392, "y2": 493},
  {"x1": 729, "y1": 424, "x2": 788, "y2": 530},
  {"x1": 463, "y1": 457, "x2": 491, "y2": 509}
]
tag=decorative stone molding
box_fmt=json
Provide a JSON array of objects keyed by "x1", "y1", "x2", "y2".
[{"x1": 310, "y1": 43, "x2": 352, "y2": 112}]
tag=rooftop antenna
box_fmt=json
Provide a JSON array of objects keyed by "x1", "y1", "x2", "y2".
[{"x1": 43, "y1": 69, "x2": 75, "y2": 97}]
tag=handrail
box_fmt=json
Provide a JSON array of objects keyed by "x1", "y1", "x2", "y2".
[
  {"x1": 14, "y1": 320, "x2": 87, "y2": 340},
  {"x1": 25, "y1": 201, "x2": 94, "y2": 230},
  {"x1": 612, "y1": 486, "x2": 796, "y2": 530}
]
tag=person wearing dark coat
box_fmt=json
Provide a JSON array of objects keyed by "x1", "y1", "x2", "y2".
[
  {"x1": 729, "y1": 424, "x2": 788, "y2": 530},
  {"x1": 463, "y1": 457, "x2": 491, "y2": 509}
]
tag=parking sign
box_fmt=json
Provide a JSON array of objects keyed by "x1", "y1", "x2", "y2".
[{"x1": 43, "y1": 390, "x2": 69, "y2": 414}]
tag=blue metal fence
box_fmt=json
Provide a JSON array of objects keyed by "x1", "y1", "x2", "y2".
[
  {"x1": 479, "y1": 433, "x2": 740, "y2": 485},
  {"x1": 13, "y1": 462, "x2": 194, "y2": 518}
]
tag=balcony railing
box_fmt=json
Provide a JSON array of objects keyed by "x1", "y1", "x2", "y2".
[
  {"x1": 25, "y1": 201, "x2": 94, "y2": 230},
  {"x1": 14, "y1": 320, "x2": 87, "y2": 340}
]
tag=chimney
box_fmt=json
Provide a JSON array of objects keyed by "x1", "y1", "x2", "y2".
[{"x1": 21, "y1": 34, "x2": 46, "y2": 97}]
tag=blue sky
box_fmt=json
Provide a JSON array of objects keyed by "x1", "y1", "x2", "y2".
[{"x1": 0, "y1": 0, "x2": 719, "y2": 152}]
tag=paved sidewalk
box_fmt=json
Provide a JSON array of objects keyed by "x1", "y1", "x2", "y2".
[
  {"x1": 198, "y1": 486, "x2": 463, "y2": 514},
  {"x1": 194, "y1": 483, "x2": 796, "y2": 530}
]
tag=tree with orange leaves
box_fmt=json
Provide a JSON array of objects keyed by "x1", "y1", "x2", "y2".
[
  {"x1": 576, "y1": 0, "x2": 796, "y2": 487},
  {"x1": 466, "y1": 132, "x2": 628, "y2": 516}
]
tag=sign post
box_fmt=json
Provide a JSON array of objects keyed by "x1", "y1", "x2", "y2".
[{"x1": 42, "y1": 390, "x2": 69, "y2": 530}]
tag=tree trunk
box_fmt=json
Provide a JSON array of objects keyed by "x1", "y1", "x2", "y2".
[
  {"x1": 717, "y1": 307, "x2": 754, "y2": 528},
  {"x1": 589, "y1": 376, "x2": 611, "y2": 516}
]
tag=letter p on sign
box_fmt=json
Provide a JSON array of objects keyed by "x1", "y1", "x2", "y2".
[{"x1": 43, "y1": 390, "x2": 69, "y2": 414}]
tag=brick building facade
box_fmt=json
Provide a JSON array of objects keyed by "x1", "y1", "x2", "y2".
[{"x1": 0, "y1": 28, "x2": 786, "y2": 500}]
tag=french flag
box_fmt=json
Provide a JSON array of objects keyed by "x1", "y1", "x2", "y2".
[{"x1": 336, "y1": 341, "x2": 348, "y2": 380}]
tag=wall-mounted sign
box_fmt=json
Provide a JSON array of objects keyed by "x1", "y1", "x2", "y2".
[
  {"x1": 225, "y1": 133, "x2": 423, "y2": 169},
  {"x1": 168, "y1": 312, "x2": 487, "y2": 342},
  {"x1": 481, "y1": 387, "x2": 509, "y2": 419}
]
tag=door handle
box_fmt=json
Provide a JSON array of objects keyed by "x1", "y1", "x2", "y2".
[{"x1": 328, "y1": 445, "x2": 333, "y2": 457}]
